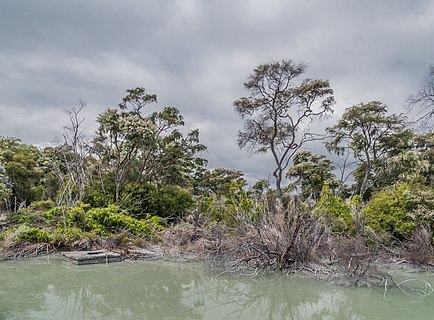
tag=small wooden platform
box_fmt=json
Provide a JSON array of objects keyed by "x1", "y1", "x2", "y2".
[{"x1": 61, "y1": 250, "x2": 122, "y2": 265}]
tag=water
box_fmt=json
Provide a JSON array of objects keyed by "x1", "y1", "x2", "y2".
[{"x1": 1, "y1": 256, "x2": 434, "y2": 319}]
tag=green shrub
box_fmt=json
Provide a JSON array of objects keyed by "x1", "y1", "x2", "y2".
[
  {"x1": 197, "y1": 180, "x2": 259, "y2": 226},
  {"x1": 28, "y1": 199, "x2": 56, "y2": 212},
  {"x1": 18, "y1": 227, "x2": 51, "y2": 243},
  {"x1": 363, "y1": 183, "x2": 434, "y2": 240},
  {"x1": 151, "y1": 185, "x2": 194, "y2": 220},
  {"x1": 57, "y1": 227, "x2": 85, "y2": 241},
  {"x1": 315, "y1": 184, "x2": 354, "y2": 234},
  {"x1": 3, "y1": 202, "x2": 165, "y2": 246},
  {"x1": 64, "y1": 205, "x2": 87, "y2": 228},
  {"x1": 6, "y1": 210, "x2": 32, "y2": 224},
  {"x1": 30, "y1": 185, "x2": 45, "y2": 202},
  {"x1": 121, "y1": 183, "x2": 193, "y2": 220},
  {"x1": 197, "y1": 194, "x2": 236, "y2": 226},
  {"x1": 83, "y1": 187, "x2": 113, "y2": 208},
  {"x1": 84, "y1": 205, "x2": 163, "y2": 238}
]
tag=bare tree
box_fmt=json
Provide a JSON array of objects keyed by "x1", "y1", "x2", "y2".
[
  {"x1": 409, "y1": 65, "x2": 434, "y2": 129},
  {"x1": 234, "y1": 60, "x2": 335, "y2": 198},
  {"x1": 57, "y1": 101, "x2": 89, "y2": 206}
]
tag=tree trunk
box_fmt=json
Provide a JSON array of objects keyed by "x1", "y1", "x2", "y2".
[
  {"x1": 359, "y1": 163, "x2": 371, "y2": 198},
  {"x1": 275, "y1": 168, "x2": 283, "y2": 200}
]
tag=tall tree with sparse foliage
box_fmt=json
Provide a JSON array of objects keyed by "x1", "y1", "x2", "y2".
[{"x1": 234, "y1": 60, "x2": 335, "y2": 198}]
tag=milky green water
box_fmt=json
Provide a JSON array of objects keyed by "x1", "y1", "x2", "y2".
[{"x1": 1, "y1": 256, "x2": 434, "y2": 319}]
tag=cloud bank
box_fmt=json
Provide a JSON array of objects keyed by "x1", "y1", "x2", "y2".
[{"x1": 1, "y1": 0, "x2": 433, "y2": 182}]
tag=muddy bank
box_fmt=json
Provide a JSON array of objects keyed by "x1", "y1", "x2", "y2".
[{"x1": 2, "y1": 236, "x2": 434, "y2": 292}]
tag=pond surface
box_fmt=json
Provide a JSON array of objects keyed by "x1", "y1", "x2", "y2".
[{"x1": 1, "y1": 256, "x2": 434, "y2": 319}]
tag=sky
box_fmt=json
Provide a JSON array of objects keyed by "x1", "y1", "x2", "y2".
[{"x1": 0, "y1": 0, "x2": 433, "y2": 183}]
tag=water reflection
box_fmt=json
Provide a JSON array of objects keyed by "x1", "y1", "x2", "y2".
[{"x1": 0, "y1": 257, "x2": 433, "y2": 319}]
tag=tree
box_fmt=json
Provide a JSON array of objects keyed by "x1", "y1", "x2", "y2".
[
  {"x1": 196, "y1": 168, "x2": 246, "y2": 196},
  {"x1": 0, "y1": 138, "x2": 46, "y2": 207},
  {"x1": 326, "y1": 101, "x2": 406, "y2": 198},
  {"x1": 234, "y1": 60, "x2": 335, "y2": 198},
  {"x1": 51, "y1": 102, "x2": 91, "y2": 206},
  {"x1": 286, "y1": 151, "x2": 337, "y2": 201},
  {"x1": 249, "y1": 179, "x2": 270, "y2": 199},
  {"x1": 374, "y1": 130, "x2": 434, "y2": 189},
  {"x1": 408, "y1": 65, "x2": 434, "y2": 128},
  {"x1": 92, "y1": 87, "x2": 206, "y2": 202}
]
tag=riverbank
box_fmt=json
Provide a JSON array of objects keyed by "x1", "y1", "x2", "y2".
[
  {"x1": 2, "y1": 227, "x2": 434, "y2": 290},
  {"x1": 2, "y1": 204, "x2": 434, "y2": 290}
]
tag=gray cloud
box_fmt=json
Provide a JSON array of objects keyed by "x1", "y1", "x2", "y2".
[{"x1": 1, "y1": 0, "x2": 433, "y2": 182}]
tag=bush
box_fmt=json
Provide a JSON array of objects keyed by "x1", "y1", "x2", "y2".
[
  {"x1": 363, "y1": 183, "x2": 434, "y2": 240},
  {"x1": 18, "y1": 227, "x2": 51, "y2": 243},
  {"x1": 7, "y1": 210, "x2": 31, "y2": 224},
  {"x1": 28, "y1": 200, "x2": 56, "y2": 212},
  {"x1": 3, "y1": 203, "x2": 165, "y2": 248},
  {"x1": 121, "y1": 183, "x2": 193, "y2": 220},
  {"x1": 64, "y1": 205, "x2": 88, "y2": 228},
  {"x1": 315, "y1": 184, "x2": 354, "y2": 234},
  {"x1": 83, "y1": 187, "x2": 113, "y2": 208},
  {"x1": 84, "y1": 205, "x2": 164, "y2": 238},
  {"x1": 196, "y1": 180, "x2": 260, "y2": 227}
]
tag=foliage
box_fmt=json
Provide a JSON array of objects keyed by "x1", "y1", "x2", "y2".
[
  {"x1": 286, "y1": 151, "x2": 337, "y2": 200},
  {"x1": 373, "y1": 130, "x2": 434, "y2": 190},
  {"x1": 28, "y1": 200, "x2": 56, "y2": 212},
  {"x1": 363, "y1": 183, "x2": 434, "y2": 241},
  {"x1": 381, "y1": 150, "x2": 430, "y2": 185},
  {"x1": 249, "y1": 179, "x2": 270, "y2": 198},
  {"x1": 120, "y1": 183, "x2": 194, "y2": 220},
  {"x1": 3, "y1": 203, "x2": 165, "y2": 248},
  {"x1": 92, "y1": 87, "x2": 206, "y2": 202},
  {"x1": 326, "y1": 101, "x2": 406, "y2": 198},
  {"x1": 0, "y1": 163, "x2": 12, "y2": 209},
  {"x1": 234, "y1": 59, "x2": 334, "y2": 197},
  {"x1": 83, "y1": 182, "x2": 114, "y2": 208},
  {"x1": 0, "y1": 137, "x2": 46, "y2": 205},
  {"x1": 315, "y1": 184, "x2": 354, "y2": 234},
  {"x1": 198, "y1": 180, "x2": 258, "y2": 226},
  {"x1": 195, "y1": 168, "x2": 246, "y2": 196},
  {"x1": 84, "y1": 205, "x2": 163, "y2": 237},
  {"x1": 18, "y1": 227, "x2": 52, "y2": 243}
]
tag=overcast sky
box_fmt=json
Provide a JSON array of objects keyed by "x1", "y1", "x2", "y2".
[{"x1": 1, "y1": 0, "x2": 433, "y2": 183}]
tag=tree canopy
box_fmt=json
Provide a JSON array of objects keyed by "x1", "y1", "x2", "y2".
[
  {"x1": 286, "y1": 151, "x2": 337, "y2": 201},
  {"x1": 326, "y1": 101, "x2": 406, "y2": 198},
  {"x1": 92, "y1": 87, "x2": 207, "y2": 203},
  {"x1": 234, "y1": 60, "x2": 335, "y2": 198}
]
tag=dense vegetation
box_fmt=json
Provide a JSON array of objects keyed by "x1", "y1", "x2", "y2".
[{"x1": 1, "y1": 60, "x2": 434, "y2": 276}]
